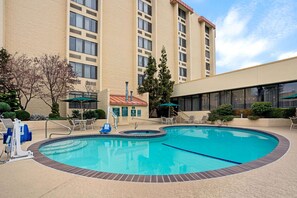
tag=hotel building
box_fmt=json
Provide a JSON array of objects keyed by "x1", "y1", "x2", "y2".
[{"x1": 1, "y1": 0, "x2": 296, "y2": 123}]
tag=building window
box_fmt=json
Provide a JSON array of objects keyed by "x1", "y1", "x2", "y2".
[
  {"x1": 201, "y1": 94, "x2": 209, "y2": 111},
  {"x1": 205, "y1": 50, "x2": 210, "y2": 58},
  {"x1": 205, "y1": 38, "x2": 210, "y2": 46},
  {"x1": 138, "y1": 18, "x2": 152, "y2": 33},
  {"x1": 122, "y1": 107, "x2": 128, "y2": 117},
  {"x1": 205, "y1": 26, "x2": 210, "y2": 34},
  {"x1": 179, "y1": 37, "x2": 186, "y2": 48},
  {"x1": 138, "y1": 74, "x2": 145, "y2": 85},
  {"x1": 179, "y1": 67, "x2": 187, "y2": 77},
  {"x1": 70, "y1": 62, "x2": 97, "y2": 79},
  {"x1": 112, "y1": 107, "x2": 120, "y2": 117},
  {"x1": 279, "y1": 82, "x2": 297, "y2": 108},
  {"x1": 232, "y1": 89, "x2": 245, "y2": 109},
  {"x1": 210, "y1": 92, "x2": 220, "y2": 110},
  {"x1": 137, "y1": 109, "x2": 142, "y2": 117},
  {"x1": 70, "y1": 12, "x2": 97, "y2": 33},
  {"x1": 138, "y1": 36, "x2": 152, "y2": 51},
  {"x1": 178, "y1": 8, "x2": 186, "y2": 20},
  {"x1": 138, "y1": 0, "x2": 152, "y2": 16},
  {"x1": 263, "y1": 85, "x2": 278, "y2": 107},
  {"x1": 179, "y1": 52, "x2": 187, "y2": 62},
  {"x1": 179, "y1": 23, "x2": 186, "y2": 34},
  {"x1": 192, "y1": 95, "x2": 200, "y2": 111},
  {"x1": 220, "y1": 91, "x2": 231, "y2": 105},
  {"x1": 69, "y1": 91, "x2": 98, "y2": 109},
  {"x1": 69, "y1": 36, "x2": 97, "y2": 56},
  {"x1": 72, "y1": 0, "x2": 97, "y2": 10},
  {"x1": 138, "y1": 55, "x2": 149, "y2": 67},
  {"x1": 206, "y1": 63, "x2": 210, "y2": 71}
]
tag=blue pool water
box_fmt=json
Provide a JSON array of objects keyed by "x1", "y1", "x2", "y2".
[{"x1": 39, "y1": 126, "x2": 278, "y2": 175}]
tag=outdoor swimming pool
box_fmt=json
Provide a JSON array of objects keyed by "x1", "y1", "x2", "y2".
[{"x1": 39, "y1": 126, "x2": 279, "y2": 176}]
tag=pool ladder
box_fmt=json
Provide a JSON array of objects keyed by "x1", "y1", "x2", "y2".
[{"x1": 45, "y1": 119, "x2": 72, "y2": 138}]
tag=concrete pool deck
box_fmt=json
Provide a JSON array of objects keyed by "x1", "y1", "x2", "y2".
[{"x1": 1, "y1": 124, "x2": 297, "y2": 197}]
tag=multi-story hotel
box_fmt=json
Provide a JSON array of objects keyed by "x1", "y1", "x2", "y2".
[
  {"x1": 0, "y1": 0, "x2": 216, "y2": 123},
  {"x1": 1, "y1": 0, "x2": 296, "y2": 124}
]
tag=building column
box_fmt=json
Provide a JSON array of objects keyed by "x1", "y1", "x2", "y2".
[{"x1": 0, "y1": 0, "x2": 5, "y2": 48}]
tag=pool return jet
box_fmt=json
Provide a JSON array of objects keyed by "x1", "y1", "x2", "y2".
[{"x1": 2, "y1": 119, "x2": 34, "y2": 163}]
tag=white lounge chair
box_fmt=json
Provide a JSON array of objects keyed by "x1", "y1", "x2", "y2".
[
  {"x1": 185, "y1": 116, "x2": 195, "y2": 123},
  {"x1": 196, "y1": 115, "x2": 208, "y2": 124},
  {"x1": 290, "y1": 117, "x2": 297, "y2": 130},
  {"x1": 161, "y1": 117, "x2": 167, "y2": 124},
  {"x1": 0, "y1": 118, "x2": 14, "y2": 139},
  {"x1": 68, "y1": 119, "x2": 80, "y2": 131}
]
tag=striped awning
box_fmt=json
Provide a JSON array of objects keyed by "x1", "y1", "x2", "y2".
[{"x1": 110, "y1": 95, "x2": 148, "y2": 106}]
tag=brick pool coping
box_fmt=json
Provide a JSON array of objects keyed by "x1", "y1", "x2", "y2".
[{"x1": 28, "y1": 125, "x2": 290, "y2": 183}]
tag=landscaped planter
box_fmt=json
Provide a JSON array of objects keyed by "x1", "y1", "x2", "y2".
[{"x1": 227, "y1": 118, "x2": 291, "y2": 127}]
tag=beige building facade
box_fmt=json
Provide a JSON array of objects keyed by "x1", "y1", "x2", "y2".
[{"x1": 0, "y1": 0, "x2": 216, "y2": 123}]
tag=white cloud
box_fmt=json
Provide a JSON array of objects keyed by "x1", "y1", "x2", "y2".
[
  {"x1": 277, "y1": 51, "x2": 297, "y2": 60},
  {"x1": 215, "y1": 0, "x2": 297, "y2": 73}
]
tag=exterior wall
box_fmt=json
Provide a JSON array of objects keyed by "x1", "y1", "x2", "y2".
[
  {"x1": 97, "y1": 88, "x2": 110, "y2": 118},
  {"x1": 0, "y1": 0, "x2": 4, "y2": 47},
  {"x1": 173, "y1": 57, "x2": 297, "y2": 97}
]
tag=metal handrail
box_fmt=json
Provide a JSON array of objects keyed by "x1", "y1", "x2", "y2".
[{"x1": 45, "y1": 119, "x2": 72, "y2": 138}]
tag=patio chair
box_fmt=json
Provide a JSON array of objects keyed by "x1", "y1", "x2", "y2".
[
  {"x1": 86, "y1": 118, "x2": 96, "y2": 130},
  {"x1": 185, "y1": 116, "x2": 195, "y2": 124},
  {"x1": 290, "y1": 117, "x2": 297, "y2": 130},
  {"x1": 0, "y1": 119, "x2": 14, "y2": 138},
  {"x1": 100, "y1": 123, "x2": 111, "y2": 134},
  {"x1": 68, "y1": 119, "x2": 80, "y2": 131},
  {"x1": 172, "y1": 116, "x2": 177, "y2": 124},
  {"x1": 161, "y1": 117, "x2": 167, "y2": 124},
  {"x1": 196, "y1": 115, "x2": 208, "y2": 124}
]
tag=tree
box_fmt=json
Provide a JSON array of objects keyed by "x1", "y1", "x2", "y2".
[
  {"x1": 8, "y1": 54, "x2": 41, "y2": 110},
  {"x1": 158, "y1": 46, "x2": 174, "y2": 104},
  {"x1": 35, "y1": 54, "x2": 77, "y2": 117},
  {"x1": 0, "y1": 48, "x2": 14, "y2": 93},
  {"x1": 138, "y1": 56, "x2": 160, "y2": 114}
]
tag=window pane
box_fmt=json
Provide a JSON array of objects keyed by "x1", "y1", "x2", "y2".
[
  {"x1": 122, "y1": 107, "x2": 128, "y2": 117},
  {"x1": 75, "y1": 63, "x2": 83, "y2": 77},
  {"x1": 245, "y1": 87, "x2": 261, "y2": 108},
  {"x1": 263, "y1": 85, "x2": 278, "y2": 107},
  {"x1": 184, "y1": 97, "x2": 192, "y2": 111},
  {"x1": 84, "y1": 65, "x2": 91, "y2": 78},
  {"x1": 91, "y1": 42, "x2": 97, "y2": 55},
  {"x1": 279, "y1": 82, "x2": 297, "y2": 108},
  {"x1": 201, "y1": 94, "x2": 209, "y2": 110},
  {"x1": 232, "y1": 89, "x2": 244, "y2": 109},
  {"x1": 70, "y1": 12, "x2": 76, "y2": 26},
  {"x1": 220, "y1": 91, "x2": 231, "y2": 105},
  {"x1": 69, "y1": 37, "x2": 76, "y2": 51},
  {"x1": 84, "y1": 41, "x2": 91, "y2": 54},
  {"x1": 90, "y1": 66, "x2": 96, "y2": 79},
  {"x1": 76, "y1": 14, "x2": 83, "y2": 28},
  {"x1": 76, "y1": 38, "x2": 83, "y2": 52},
  {"x1": 192, "y1": 95, "x2": 200, "y2": 111},
  {"x1": 210, "y1": 92, "x2": 219, "y2": 110}
]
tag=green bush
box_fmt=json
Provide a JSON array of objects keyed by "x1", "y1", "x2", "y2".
[
  {"x1": 268, "y1": 108, "x2": 285, "y2": 118},
  {"x1": 0, "y1": 102, "x2": 11, "y2": 113},
  {"x1": 2, "y1": 112, "x2": 16, "y2": 119},
  {"x1": 251, "y1": 102, "x2": 272, "y2": 117},
  {"x1": 51, "y1": 102, "x2": 60, "y2": 117},
  {"x1": 248, "y1": 115, "x2": 260, "y2": 120},
  {"x1": 95, "y1": 109, "x2": 106, "y2": 119},
  {"x1": 216, "y1": 104, "x2": 233, "y2": 116},
  {"x1": 208, "y1": 111, "x2": 220, "y2": 122},
  {"x1": 48, "y1": 113, "x2": 59, "y2": 119},
  {"x1": 283, "y1": 108, "x2": 296, "y2": 118},
  {"x1": 83, "y1": 110, "x2": 98, "y2": 119},
  {"x1": 72, "y1": 110, "x2": 81, "y2": 118},
  {"x1": 221, "y1": 115, "x2": 234, "y2": 122},
  {"x1": 15, "y1": 110, "x2": 30, "y2": 121}
]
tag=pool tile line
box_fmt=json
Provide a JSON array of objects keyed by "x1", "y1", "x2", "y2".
[{"x1": 28, "y1": 126, "x2": 290, "y2": 183}]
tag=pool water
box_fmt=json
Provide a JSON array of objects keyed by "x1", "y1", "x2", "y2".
[{"x1": 39, "y1": 126, "x2": 278, "y2": 175}]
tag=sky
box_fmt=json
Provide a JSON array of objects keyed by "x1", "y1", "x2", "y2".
[{"x1": 182, "y1": 0, "x2": 297, "y2": 74}]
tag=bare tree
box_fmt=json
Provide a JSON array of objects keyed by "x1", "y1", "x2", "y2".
[
  {"x1": 8, "y1": 54, "x2": 41, "y2": 110},
  {"x1": 35, "y1": 54, "x2": 77, "y2": 117}
]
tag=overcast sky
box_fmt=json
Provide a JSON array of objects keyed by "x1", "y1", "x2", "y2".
[{"x1": 183, "y1": 0, "x2": 297, "y2": 74}]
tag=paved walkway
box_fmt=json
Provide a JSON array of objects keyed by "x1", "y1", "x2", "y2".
[{"x1": 0, "y1": 124, "x2": 297, "y2": 198}]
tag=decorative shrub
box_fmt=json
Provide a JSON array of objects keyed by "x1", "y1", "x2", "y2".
[
  {"x1": 283, "y1": 108, "x2": 296, "y2": 118},
  {"x1": 83, "y1": 110, "x2": 98, "y2": 119},
  {"x1": 30, "y1": 114, "x2": 47, "y2": 121},
  {"x1": 2, "y1": 112, "x2": 16, "y2": 119},
  {"x1": 221, "y1": 115, "x2": 234, "y2": 122},
  {"x1": 50, "y1": 102, "x2": 60, "y2": 118},
  {"x1": 95, "y1": 109, "x2": 106, "y2": 119},
  {"x1": 48, "y1": 113, "x2": 59, "y2": 119},
  {"x1": 216, "y1": 104, "x2": 233, "y2": 116},
  {"x1": 0, "y1": 102, "x2": 11, "y2": 113},
  {"x1": 15, "y1": 110, "x2": 30, "y2": 121},
  {"x1": 72, "y1": 110, "x2": 81, "y2": 118},
  {"x1": 268, "y1": 108, "x2": 285, "y2": 118},
  {"x1": 248, "y1": 115, "x2": 260, "y2": 120},
  {"x1": 207, "y1": 111, "x2": 220, "y2": 122},
  {"x1": 251, "y1": 102, "x2": 272, "y2": 117}
]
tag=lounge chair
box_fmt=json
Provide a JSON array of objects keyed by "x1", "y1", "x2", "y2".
[
  {"x1": 290, "y1": 117, "x2": 297, "y2": 130},
  {"x1": 86, "y1": 118, "x2": 95, "y2": 130},
  {"x1": 196, "y1": 115, "x2": 208, "y2": 124},
  {"x1": 100, "y1": 123, "x2": 112, "y2": 134},
  {"x1": 185, "y1": 116, "x2": 195, "y2": 123},
  {"x1": 68, "y1": 119, "x2": 80, "y2": 131},
  {"x1": 0, "y1": 119, "x2": 14, "y2": 138},
  {"x1": 172, "y1": 116, "x2": 177, "y2": 124},
  {"x1": 161, "y1": 117, "x2": 167, "y2": 124}
]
